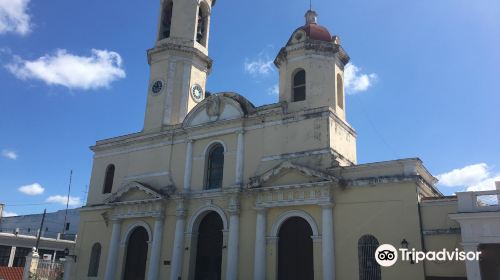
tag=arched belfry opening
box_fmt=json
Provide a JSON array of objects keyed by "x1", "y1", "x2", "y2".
[
  {"x1": 196, "y1": 2, "x2": 210, "y2": 46},
  {"x1": 293, "y1": 69, "x2": 306, "y2": 102},
  {"x1": 194, "y1": 211, "x2": 224, "y2": 280},
  {"x1": 278, "y1": 217, "x2": 314, "y2": 280},
  {"x1": 337, "y1": 73, "x2": 344, "y2": 109},
  {"x1": 124, "y1": 227, "x2": 149, "y2": 280},
  {"x1": 159, "y1": 0, "x2": 173, "y2": 40},
  {"x1": 102, "y1": 164, "x2": 115, "y2": 194}
]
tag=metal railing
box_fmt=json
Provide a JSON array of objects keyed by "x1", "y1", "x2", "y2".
[{"x1": 33, "y1": 259, "x2": 64, "y2": 280}]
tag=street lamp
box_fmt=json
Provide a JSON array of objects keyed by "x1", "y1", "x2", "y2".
[{"x1": 400, "y1": 239, "x2": 414, "y2": 264}]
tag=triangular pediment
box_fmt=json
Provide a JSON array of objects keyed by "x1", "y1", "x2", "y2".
[
  {"x1": 104, "y1": 181, "x2": 164, "y2": 204},
  {"x1": 249, "y1": 161, "x2": 337, "y2": 188}
]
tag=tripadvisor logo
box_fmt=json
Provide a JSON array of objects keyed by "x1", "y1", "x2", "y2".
[
  {"x1": 375, "y1": 244, "x2": 398, "y2": 267},
  {"x1": 374, "y1": 244, "x2": 481, "y2": 267}
]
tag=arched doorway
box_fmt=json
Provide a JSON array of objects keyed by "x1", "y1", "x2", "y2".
[
  {"x1": 194, "y1": 211, "x2": 224, "y2": 280},
  {"x1": 278, "y1": 217, "x2": 314, "y2": 280},
  {"x1": 124, "y1": 226, "x2": 149, "y2": 280}
]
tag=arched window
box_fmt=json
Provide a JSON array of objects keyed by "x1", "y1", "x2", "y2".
[
  {"x1": 205, "y1": 144, "x2": 224, "y2": 189},
  {"x1": 336, "y1": 74, "x2": 344, "y2": 109},
  {"x1": 358, "y1": 235, "x2": 381, "y2": 280},
  {"x1": 196, "y1": 3, "x2": 209, "y2": 46},
  {"x1": 293, "y1": 69, "x2": 306, "y2": 102},
  {"x1": 102, "y1": 164, "x2": 115, "y2": 194},
  {"x1": 87, "y1": 243, "x2": 101, "y2": 277},
  {"x1": 159, "y1": 1, "x2": 173, "y2": 40}
]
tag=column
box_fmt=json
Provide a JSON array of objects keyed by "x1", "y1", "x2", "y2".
[
  {"x1": 183, "y1": 139, "x2": 193, "y2": 192},
  {"x1": 226, "y1": 209, "x2": 240, "y2": 280},
  {"x1": 462, "y1": 242, "x2": 482, "y2": 280},
  {"x1": 104, "y1": 219, "x2": 122, "y2": 280},
  {"x1": 235, "y1": 130, "x2": 245, "y2": 186},
  {"x1": 23, "y1": 250, "x2": 39, "y2": 280},
  {"x1": 170, "y1": 206, "x2": 187, "y2": 280},
  {"x1": 321, "y1": 203, "x2": 335, "y2": 280},
  {"x1": 147, "y1": 216, "x2": 165, "y2": 280},
  {"x1": 63, "y1": 257, "x2": 74, "y2": 280},
  {"x1": 8, "y1": 246, "x2": 16, "y2": 267},
  {"x1": 253, "y1": 208, "x2": 267, "y2": 280}
]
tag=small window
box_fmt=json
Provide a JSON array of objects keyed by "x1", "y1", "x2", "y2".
[
  {"x1": 87, "y1": 243, "x2": 101, "y2": 277},
  {"x1": 103, "y1": 164, "x2": 115, "y2": 194},
  {"x1": 336, "y1": 74, "x2": 344, "y2": 109},
  {"x1": 358, "y1": 235, "x2": 381, "y2": 280},
  {"x1": 159, "y1": 1, "x2": 173, "y2": 40},
  {"x1": 293, "y1": 69, "x2": 306, "y2": 102},
  {"x1": 65, "y1": 223, "x2": 70, "y2": 231},
  {"x1": 205, "y1": 144, "x2": 224, "y2": 189}
]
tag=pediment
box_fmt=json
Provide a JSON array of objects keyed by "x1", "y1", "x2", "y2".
[
  {"x1": 104, "y1": 181, "x2": 164, "y2": 204},
  {"x1": 249, "y1": 161, "x2": 337, "y2": 188},
  {"x1": 183, "y1": 93, "x2": 255, "y2": 127}
]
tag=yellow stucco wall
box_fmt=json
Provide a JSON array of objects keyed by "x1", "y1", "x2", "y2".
[{"x1": 420, "y1": 198, "x2": 466, "y2": 278}]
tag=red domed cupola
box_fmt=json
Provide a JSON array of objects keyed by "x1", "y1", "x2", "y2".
[
  {"x1": 284, "y1": 10, "x2": 337, "y2": 46},
  {"x1": 298, "y1": 10, "x2": 332, "y2": 42}
]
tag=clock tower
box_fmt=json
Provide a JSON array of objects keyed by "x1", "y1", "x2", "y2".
[{"x1": 143, "y1": 0, "x2": 215, "y2": 131}]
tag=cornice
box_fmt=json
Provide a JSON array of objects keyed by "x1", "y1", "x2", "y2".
[
  {"x1": 147, "y1": 42, "x2": 213, "y2": 71},
  {"x1": 274, "y1": 39, "x2": 350, "y2": 68}
]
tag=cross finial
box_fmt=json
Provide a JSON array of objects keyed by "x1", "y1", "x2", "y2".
[{"x1": 305, "y1": 9, "x2": 318, "y2": 24}]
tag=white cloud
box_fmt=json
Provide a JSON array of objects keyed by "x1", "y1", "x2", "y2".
[
  {"x1": 244, "y1": 47, "x2": 276, "y2": 77},
  {"x1": 46, "y1": 195, "x2": 81, "y2": 206},
  {"x1": 18, "y1": 183, "x2": 44, "y2": 195},
  {"x1": 0, "y1": 0, "x2": 31, "y2": 35},
  {"x1": 467, "y1": 175, "x2": 500, "y2": 192},
  {"x1": 6, "y1": 49, "x2": 126, "y2": 90},
  {"x1": 437, "y1": 163, "x2": 490, "y2": 187},
  {"x1": 244, "y1": 58, "x2": 274, "y2": 76},
  {"x1": 2, "y1": 211, "x2": 18, "y2": 217},
  {"x1": 2, "y1": 149, "x2": 17, "y2": 160},
  {"x1": 344, "y1": 63, "x2": 377, "y2": 94},
  {"x1": 437, "y1": 163, "x2": 500, "y2": 192},
  {"x1": 267, "y1": 84, "x2": 279, "y2": 96}
]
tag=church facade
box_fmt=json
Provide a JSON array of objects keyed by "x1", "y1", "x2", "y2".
[{"x1": 70, "y1": 1, "x2": 476, "y2": 279}]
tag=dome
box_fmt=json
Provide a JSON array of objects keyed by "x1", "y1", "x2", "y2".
[
  {"x1": 299, "y1": 22, "x2": 332, "y2": 42},
  {"x1": 287, "y1": 10, "x2": 333, "y2": 45}
]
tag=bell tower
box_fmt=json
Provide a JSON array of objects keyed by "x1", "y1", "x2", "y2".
[
  {"x1": 144, "y1": 0, "x2": 215, "y2": 132},
  {"x1": 274, "y1": 10, "x2": 350, "y2": 121}
]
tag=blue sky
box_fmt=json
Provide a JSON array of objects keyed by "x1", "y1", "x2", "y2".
[{"x1": 1, "y1": 0, "x2": 499, "y2": 216}]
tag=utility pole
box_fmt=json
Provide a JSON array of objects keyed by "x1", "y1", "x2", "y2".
[
  {"x1": 62, "y1": 170, "x2": 73, "y2": 235},
  {"x1": 35, "y1": 209, "x2": 47, "y2": 252}
]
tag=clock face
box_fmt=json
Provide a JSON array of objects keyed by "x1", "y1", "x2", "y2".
[
  {"x1": 151, "y1": 80, "x2": 163, "y2": 96},
  {"x1": 191, "y1": 84, "x2": 204, "y2": 102}
]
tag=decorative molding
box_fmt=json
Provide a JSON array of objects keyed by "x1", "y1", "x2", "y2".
[
  {"x1": 187, "y1": 204, "x2": 229, "y2": 233},
  {"x1": 124, "y1": 171, "x2": 170, "y2": 181},
  {"x1": 110, "y1": 202, "x2": 164, "y2": 220},
  {"x1": 270, "y1": 210, "x2": 319, "y2": 236},
  {"x1": 104, "y1": 181, "x2": 165, "y2": 204},
  {"x1": 311, "y1": 235, "x2": 322, "y2": 243},
  {"x1": 254, "y1": 184, "x2": 333, "y2": 208},
  {"x1": 121, "y1": 221, "x2": 153, "y2": 246},
  {"x1": 260, "y1": 148, "x2": 331, "y2": 162},
  {"x1": 249, "y1": 161, "x2": 337, "y2": 188},
  {"x1": 147, "y1": 42, "x2": 213, "y2": 71},
  {"x1": 422, "y1": 228, "x2": 461, "y2": 236}
]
